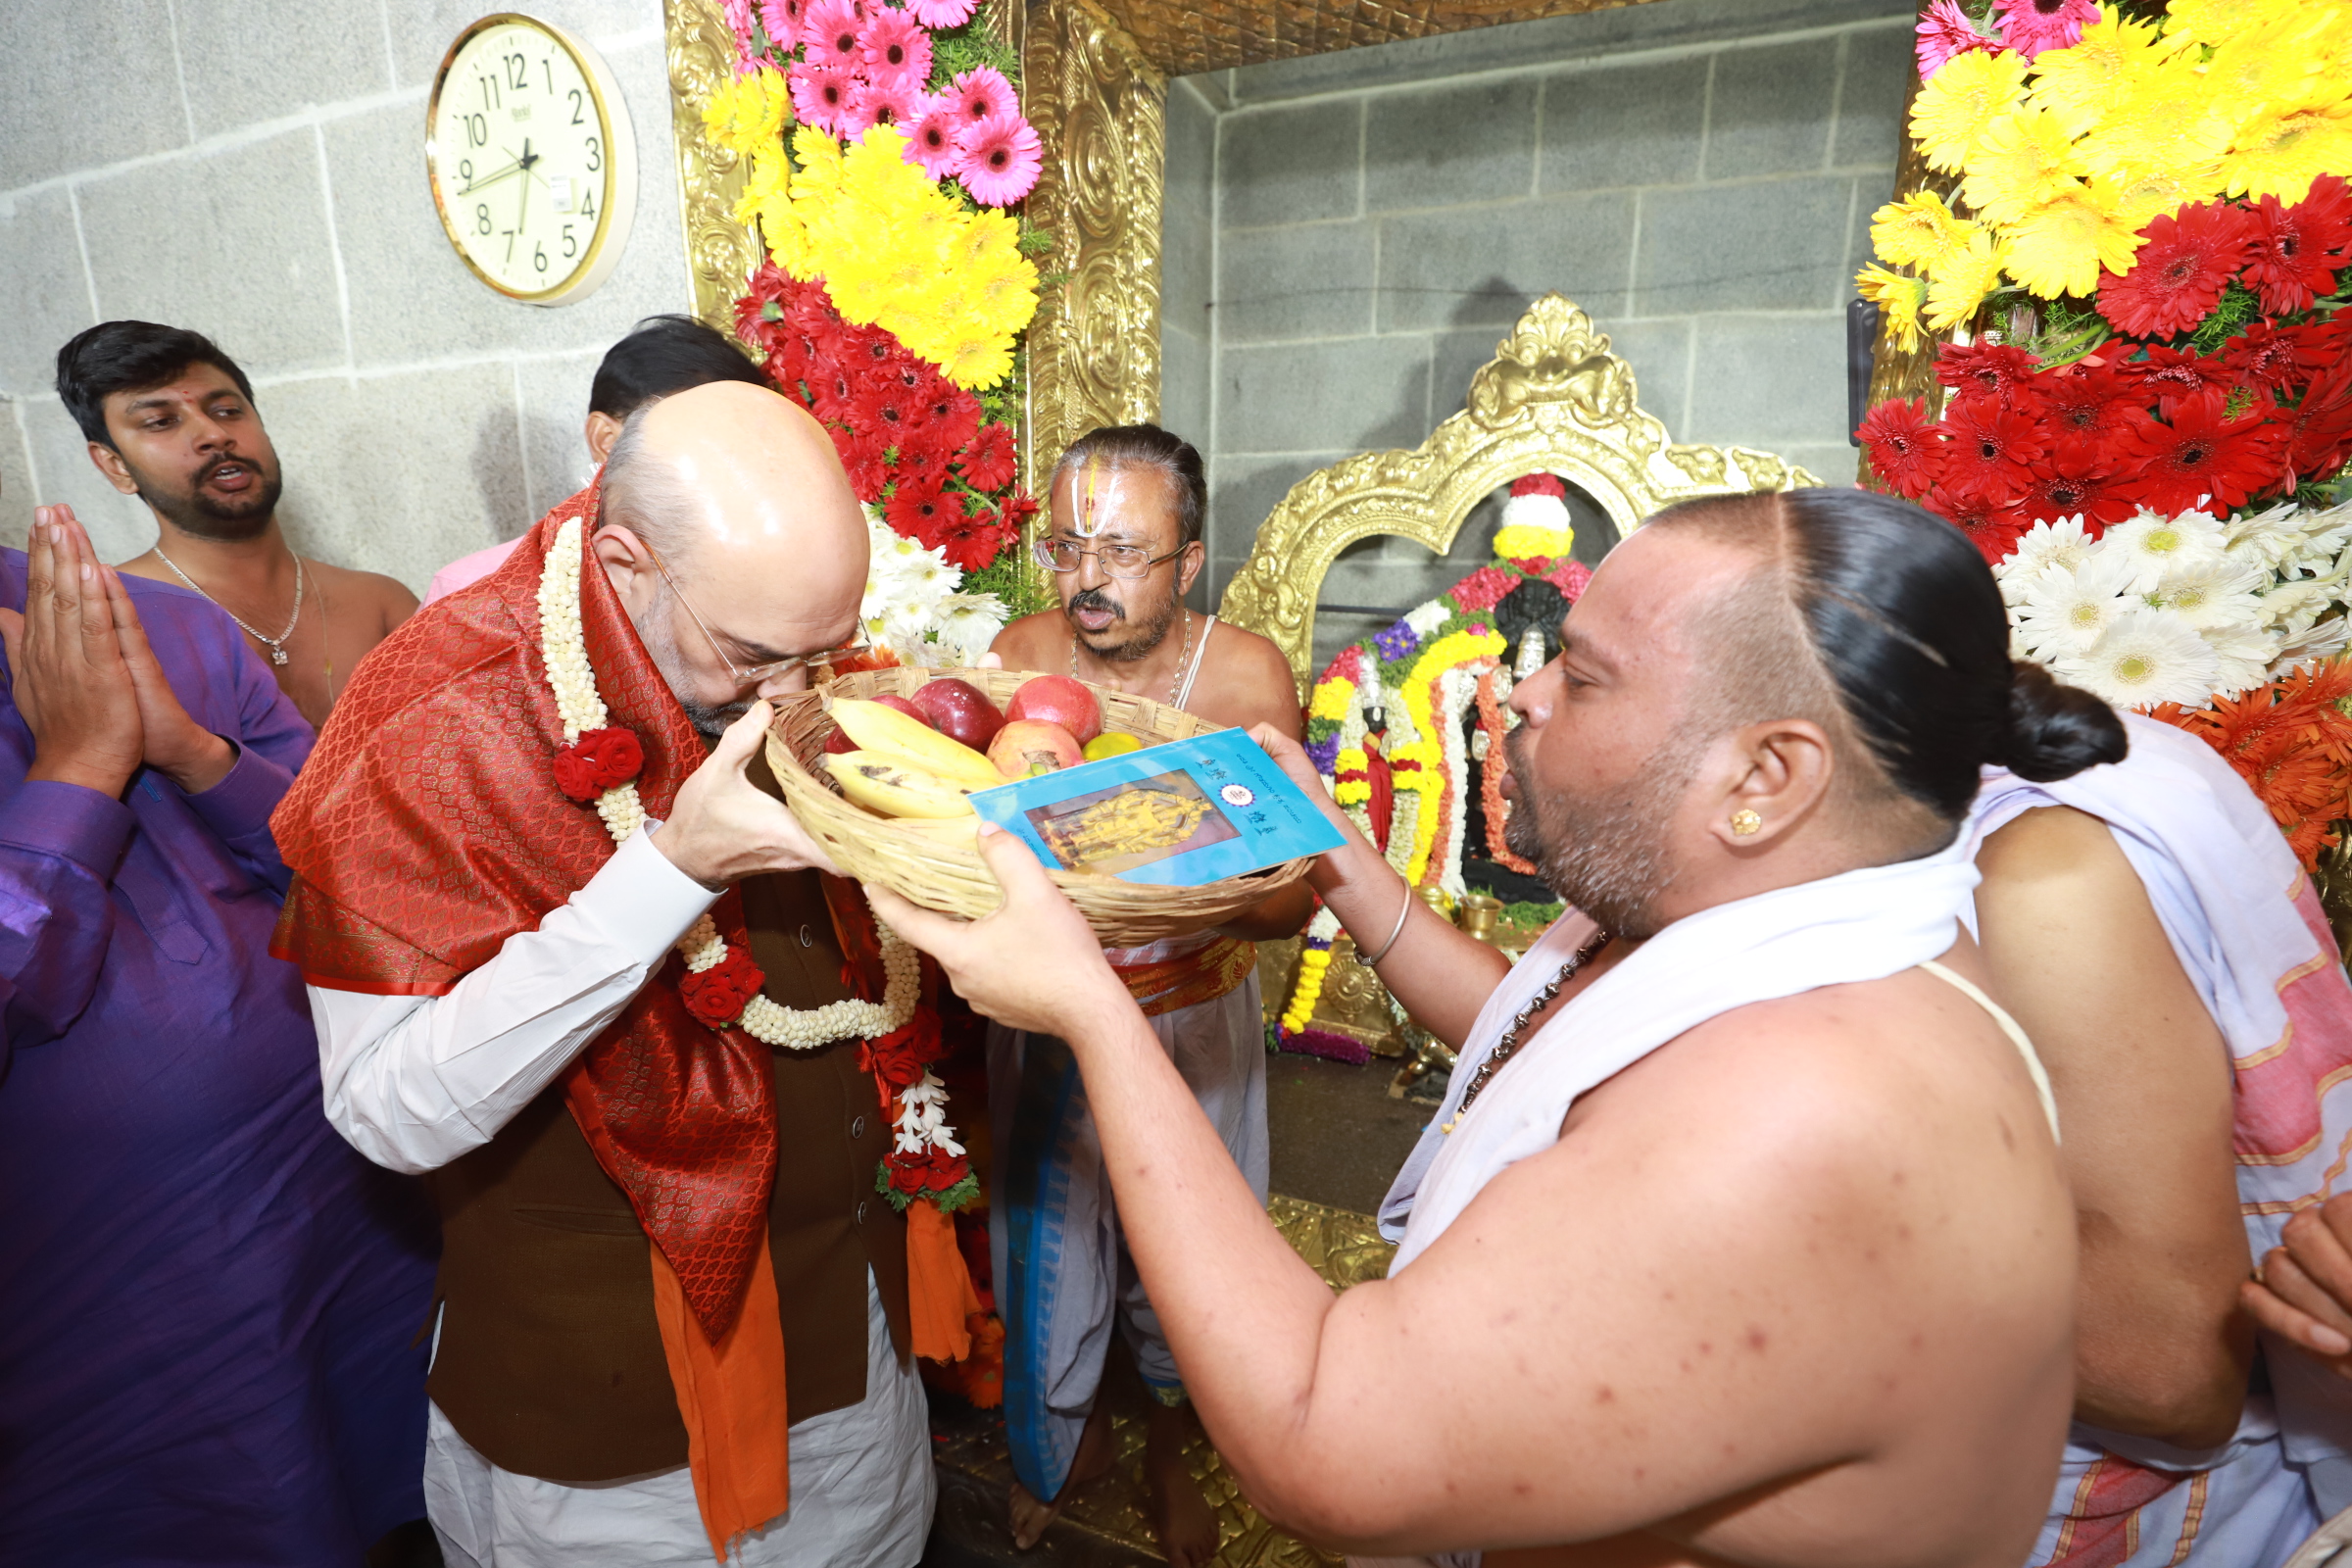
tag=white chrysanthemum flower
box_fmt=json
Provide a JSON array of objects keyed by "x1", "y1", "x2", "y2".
[
  {"x1": 2102, "y1": 508, "x2": 2230, "y2": 594},
  {"x1": 2054, "y1": 608, "x2": 2223, "y2": 710},
  {"x1": 1995, "y1": 516, "x2": 2093, "y2": 587},
  {"x1": 2225, "y1": 502, "x2": 2306, "y2": 569},
  {"x1": 1404, "y1": 601, "x2": 1451, "y2": 638},
  {"x1": 2272, "y1": 614, "x2": 2352, "y2": 674},
  {"x1": 2012, "y1": 551, "x2": 2140, "y2": 661},
  {"x1": 2152, "y1": 555, "x2": 2267, "y2": 632},
  {"x1": 934, "y1": 592, "x2": 1009, "y2": 662}
]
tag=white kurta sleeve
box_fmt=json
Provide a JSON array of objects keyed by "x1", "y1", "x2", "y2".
[{"x1": 308, "y1": 823, "x2": 719, "y2": 1175}]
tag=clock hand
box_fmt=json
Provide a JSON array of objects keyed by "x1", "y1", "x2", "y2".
[
  {"x1": 515, "y1": 137, "x2": 535, "y2": 233},
  {"x1": 459, "y1": 146, "x2": 525, "y2": 197}
]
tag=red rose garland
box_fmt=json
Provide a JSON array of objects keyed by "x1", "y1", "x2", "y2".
[{"x1": 552, "y1": 725, "x2": 646, "y2": 802}]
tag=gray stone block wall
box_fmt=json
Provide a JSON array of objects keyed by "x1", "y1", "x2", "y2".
[
  {"x1": 0, "y1": 0, "x2": 686, "y2": 589},
  {"x1": 1160, "y1": 0, "x2": 1913, "y2": 664}
]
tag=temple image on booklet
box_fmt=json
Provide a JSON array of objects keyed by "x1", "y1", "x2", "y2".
[
  {"x1": 1025, "y1": 771, "x2": 1241, "y2": 875},
  {"x1": 970, "y1": 727, "x2": 1347, "y2": 887}
]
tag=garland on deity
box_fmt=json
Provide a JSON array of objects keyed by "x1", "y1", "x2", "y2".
[
  {"x1": 1854, "y1": 0, "x2": 2352, "y2": 870},
  {"x1": 1277, "y1": 479, "x2": 1592, "y2": 1049}
]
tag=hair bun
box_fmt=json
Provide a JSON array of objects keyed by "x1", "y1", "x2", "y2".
[{"x1": 2002, "y1": 662, "x2": 2127, "y2": 781}]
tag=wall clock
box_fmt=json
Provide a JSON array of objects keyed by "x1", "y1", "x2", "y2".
[{"x1": 425, "y1": 13, "x2": 637, "y2": 305}]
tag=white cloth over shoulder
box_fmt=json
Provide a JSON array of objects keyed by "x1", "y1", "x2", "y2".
[{"x1": 1379, "y1": 836, "x2": 1996, "y2": 1272}]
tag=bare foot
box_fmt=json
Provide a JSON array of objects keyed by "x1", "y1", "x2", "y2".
[
  {"x1": 1008, "y1": 1398, "x2": 1115, "y2": 1549},
  {"x1": 1144, "y1": 1399, "x2": 1221, "y2": 1568}
]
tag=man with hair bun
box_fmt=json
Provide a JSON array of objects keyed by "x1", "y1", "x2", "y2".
[
  {"x1": 880, "y1": 486, "x2": 2100, "y2": 1568},
  {"x1": 1971, "y1": 696, "x2": 2352, "y2": 1563}
]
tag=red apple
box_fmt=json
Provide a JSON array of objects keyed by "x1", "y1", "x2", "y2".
[
  {"x1": 989, "y1": 720, "x2": 1083, "y2": 779},
  {"x1": 911, "y1": 678, "x2": 1005, "y2": 751},
  {"x1": 825, "y1": 693, "x2": 928, "y2": 755},
  {"x1": 1005, "y1": 674, "x2": 1102, "y2": 745}
]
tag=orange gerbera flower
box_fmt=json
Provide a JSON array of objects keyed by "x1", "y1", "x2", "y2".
[{"x1": 2151, "y1": 659, "x2": 2352, "y2": 870}]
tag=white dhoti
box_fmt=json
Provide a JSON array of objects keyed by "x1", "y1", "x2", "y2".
[
  {"x1": 988, "y1": 931, "x2": 1267, "y2": 1501},
  {"x1": 424, "y1": 1272, "x2": 934, "y2": 1568}
]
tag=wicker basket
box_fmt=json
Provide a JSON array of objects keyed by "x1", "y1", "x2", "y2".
[{"x1": 766, "y1": 666, "x2": 1312, "y2": 946}]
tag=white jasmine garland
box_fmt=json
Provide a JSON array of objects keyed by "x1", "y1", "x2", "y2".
[
  {"x1": 1436, "y1": 665, "x2": 1484, "y2": 899},
  {"x1": 672, "y1": 901, "x2": 921, "y2": 1050},
  {"x1": 538, "y1": 515, "x2": 646, "y2": 844}
]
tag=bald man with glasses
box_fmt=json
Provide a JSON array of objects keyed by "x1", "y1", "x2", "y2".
[
  {"x1": 271, "y1": 383, "x2": 948, "y2": 1568},
  {"x1": 988, "y1": 423, "x2": 1312, "y2": 1567}
]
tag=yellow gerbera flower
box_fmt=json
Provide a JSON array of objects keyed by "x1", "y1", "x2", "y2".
[
  {"x1": 702, "y1": 65, "x2": 791, "y2": 161},
  {"x1": 1855, "y1": 266, "x2": 1930, "y2": 354},
  {"x1": 2000, "y1": 182, "x2": 2142, "y2": 299},
  {"x1": 952, "y1": 208, "x2": 1024, "y2": 273},
  {"x1": 2074, "y1": 69, "x2": 2232, "y2": 183},
  {"x1": 1962, "y1": 107, "x2": 2085, "y2": 224},
  {"x1": 1911, "y1": 48, "x2": 2028, "y2": 174},
  {"x1": 1923, "y1": 227, "x2": 2006, "y2": 331},
  {"x1": 2220, "y1": 92, "x2": 2352, "y2": 202},
  {"x1": 2162, "y1": 0, "x2": 2294, "y2": 49},
  {"x1": 967, "y1": 258, "x2": 1042, "y2": 337},
  {"x1": 2029, "y1": 13, "x2": 2163, "y2": 138},
  {"x1": 1870, "y1": 191, "x2": 1974, "y2": 276},
  {"x1": 2200, "y1": 12, "x2": 2338, "y2": 108},
  {"x1": 2090, "y1": 163, "x2": 2226, "y2": 232},
  {"x1": 936, "y1": 331, "x2": 1015, "y2": 391}
]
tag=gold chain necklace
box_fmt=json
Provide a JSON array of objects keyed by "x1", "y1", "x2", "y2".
[
  {"x1": 1072, "y1": 608, "x2": 1193, "y2": 706},
  {"x1": 154, "y1": 545, "x2": 306, "y2": 666}
]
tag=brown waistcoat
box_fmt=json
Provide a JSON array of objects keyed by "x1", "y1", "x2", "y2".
[{"x1": 422, "y1": 868, "x2": 912, "y2": 1484}]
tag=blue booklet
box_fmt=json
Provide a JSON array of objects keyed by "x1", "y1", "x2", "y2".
[{"x1": 966, "y1": 727, "x2": 1347, "y2": 886}]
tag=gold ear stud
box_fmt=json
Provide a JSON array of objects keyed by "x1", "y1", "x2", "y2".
[{"x1": 1730, "y1": 808, "x2": 1763, "y2": 837}]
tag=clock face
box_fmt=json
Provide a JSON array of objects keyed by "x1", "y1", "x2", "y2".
[{"x1": 426, "y1": 15, "x2": 635, "y2": 304}]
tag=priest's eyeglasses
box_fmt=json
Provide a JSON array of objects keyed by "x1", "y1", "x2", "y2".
[
  {"x1": 648, "y1": 546, "x2": 869, "y2": 689},
  {"x1": 1033, "y1": 536, "x2": 1186, "y2": 579}
]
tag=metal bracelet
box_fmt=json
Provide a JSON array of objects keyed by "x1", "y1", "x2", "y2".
[{"x1": 1359, "y1": 887, "x2": 1414, "y2": 968}]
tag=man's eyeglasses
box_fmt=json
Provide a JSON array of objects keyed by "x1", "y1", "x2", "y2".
[
  {"x1": 1033, "y1": 536, "x2": 1187, "y2": 579},
  {"x1": 647, "y1": 547, "x2": 869, "y2": 690}
]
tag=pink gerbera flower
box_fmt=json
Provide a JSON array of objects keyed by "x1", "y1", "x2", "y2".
[
  {"x1": 955, "y1": 111, "x2": 1042, "y2": 206},
  {"x1": 757, "y1": 0, "x2": 803, "y2": 51},
  {"x1": 723, "y1": 0, "x2": 758, "y2": 57},
  {"x1": 803, "y1": 0, "x2": 863, "y2": 67},
  {"x1": 949, "y1": 66, "x2": 1017, "y2": 126},
  {"x1": 903, "y1": 96, "x2": 963, "y2": 177},
  {"x1": 790, "y1": 58, "x2": 860, "y2": 135},
  {"x1": 857, "y1": 7, "x2": 932, "y2": 87},
  {"x1": 854, "y1": 72, "x2": 926, "y2": 130},
  {"x1": 1917, "y1": 0, "x2": 1993, "y2": 79},
  {"x1": 1991, "y1": 0, "x2": 2099, "y2": 62},
  {"x1": 906, "y1": 0, "x2": 977, "y2": 25}
]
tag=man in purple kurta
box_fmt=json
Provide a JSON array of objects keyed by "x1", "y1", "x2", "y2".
[{"x1": 0, "y1": 509, "x2": 436, "y2": 1563}]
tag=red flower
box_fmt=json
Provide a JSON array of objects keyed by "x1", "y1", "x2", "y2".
[
  {"x1": 889, "y1": 1158, "x2": 928, "y2": 1195},
  {"x1": 923, "y1": 1147, "x2": 970, "y2": 1189},
  {"x1": 858, "y1": 1031, "x2": 931, "y2": 1092},
  {"x1": 2097, "y1": 203, "x2": 2257, "y2": 341},
  {"x1": 1448, "y1": 564, "x2": 1520, "y2": 613},
  {"x1": 2284, "y1": 357, "x2": 2352, "y2": 480},
  {"x1": 2036, "y1": 362, "x2": 2146, "y2": 448},
  {"x1": 1857, "y1": 396, "x2": 1943, "y2": 499},
  {"x1": 2243, "y1": 176, "x2": 2352, "y2": 315},
  {"x1": 552, "y1": 725, "x2": 644, "y2": 801},
  {"x1": 825, "y1": 423, "x2": 888, "y2": 504},
  {"x1": 808, "y1": 362, "x2": 860, "y2": 425},
  {"x1": 917, "y1": 381, "x2": 983, "y2": 456},
  {"x1": 2015, "y1": 445, "x2": 2134, "y2": 531},
  {"x1": 1002, "y1": 493, "x2": 1041, "y2": 533},
  {"x1": 2224, "y1": 321, "x2": 2335, "y2": 396},
  {"x1": 2115, "y1": 344, "x2": 2238, "y2": 417},
  {"x1": 1935, "y1": 341, "x2": 2043, "y2": 403},
  {"x1": 1510, "y1": 473, "x2": 1568, "y2": 500},
  {"x1": 956, "y1": 422, "x2": 1017, "y2": 491},
  {"x1": 2112, "y1": 387, "x2": 2288, "y2": 514},
  {"x1": 856, "y1": 383, "x2": 917, "y2": 443},
  {"x1": 933, "y1": 498, "x2": 1014, "y2": 571},
  {"x1": 892, "y1": 434, "x2": 950, "y2": 487},
  {"x1": 680, "y1": 945, "x2": 764, "y2": 1029},
  {"x1": 1938, "y1": 399, "x2": 2044, "y2": 501},
  {"x1": 1925, "y1": 481, "x2": 2030, "y2": 564},
  {"x1": 886, "y1": 475, "x2": 958, "y2": 544}
]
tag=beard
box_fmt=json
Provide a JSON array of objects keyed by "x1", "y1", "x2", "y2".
[
  {"x1": 1066, "y1": 580, "x2": 1180, "y2": 662},
  {"x1": 1502, "y1": 724, "x2": 1704, "y2": 941},
  {"x1": 129, "y1": 454, "x2": 283, "y2": 542},
  {"x1": 639, "y1": 588, "x2": 748, "y2": 741}
]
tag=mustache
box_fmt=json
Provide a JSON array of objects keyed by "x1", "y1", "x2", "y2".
[{"x1": 1067, "y1": 587, "x2": 1124, "y2": 621}]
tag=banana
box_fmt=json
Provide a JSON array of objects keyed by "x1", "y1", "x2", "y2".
[
  {"x1": 829, "y1": 698, "x2": 1002, "y2": 790},
  {"x1": 824, "y1": 751, "x2": 978, "y2": 819}
]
